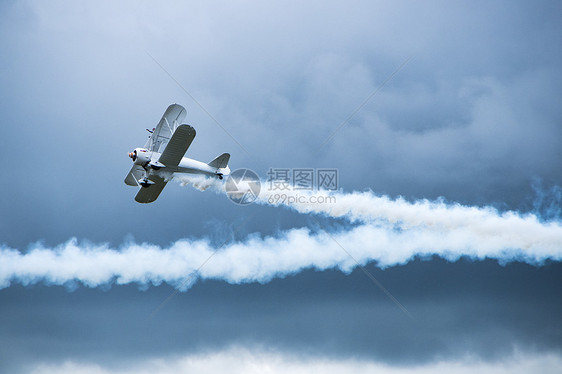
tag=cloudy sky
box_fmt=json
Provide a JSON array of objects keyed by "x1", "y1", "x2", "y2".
[{"x1": 1, "y1": 1, "x2": 561, "y2": 373}]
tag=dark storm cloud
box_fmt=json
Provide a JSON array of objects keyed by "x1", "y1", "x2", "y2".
[
  {"x1": 0, "y1": 1, "x2": 560, "y2": 247},
  {"x1": 1, "y1": 259, "x2": 560, "y2": 373},
  {"x1": 0, "y1": 1, "x2": 561, "y2": 372}
]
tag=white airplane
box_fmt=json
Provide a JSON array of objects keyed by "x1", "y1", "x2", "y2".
[{"x1": 124, "y1": 104, "x2": 230, "y2": 203}]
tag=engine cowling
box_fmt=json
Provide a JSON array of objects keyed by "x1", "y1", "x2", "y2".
[{"x1": 128, "y1": 148, "x2": 150, "y2": 166}]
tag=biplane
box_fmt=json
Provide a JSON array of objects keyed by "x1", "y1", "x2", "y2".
[{"x1": 125, "y1": 104, "x2": 230, "y2": 203}]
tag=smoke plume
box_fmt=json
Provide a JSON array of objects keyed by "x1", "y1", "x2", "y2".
[{"x1": 1, "y1": 179, "x2": 561, "y2": 290}]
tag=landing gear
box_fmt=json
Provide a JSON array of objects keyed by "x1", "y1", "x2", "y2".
[
  {"x1": 149, "y1": 161, "x2": 165, "y2": 170},
  {"x1": 216, "y1": 173, "x2": 224, "y2": 180},
  {"x1": 139, "y1": 177, "x2": 155, "y2": 188}
]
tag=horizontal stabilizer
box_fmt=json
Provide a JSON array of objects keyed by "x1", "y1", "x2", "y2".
[{"x1": 208, "y1": 153, "x2": 230, "y2": 169}]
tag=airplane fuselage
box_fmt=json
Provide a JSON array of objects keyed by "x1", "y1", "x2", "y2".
[
  {"x1": 161, "y1": 153, "x2": 227, "y2": 176},
  {"x1": 130, "y1": 148, "x2": 230, "y2": 181}
]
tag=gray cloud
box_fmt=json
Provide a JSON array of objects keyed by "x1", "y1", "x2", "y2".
[
  {"x1": 1, "y1": 1, "x2": 560, "y2": 244},
  {"x1": 1, "y1": 259, "x2": 560, "y2": 373},
  {"x1": 0, "y1": 1, "x2": 561, "y2": 372}
]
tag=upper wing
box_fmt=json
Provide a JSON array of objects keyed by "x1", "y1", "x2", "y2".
[
  {"x1": 147, "y1": 104, "x2": 187, "y2": 153},
  {"x1": 158, "y1": 124, "x2": 196, "y2": 167},
  {"x1": 134, "y1": 175, "x2": 167, "y2": 203},
  {"x1": 124, "y1": 164, "x2": 145, "y2": 186}
]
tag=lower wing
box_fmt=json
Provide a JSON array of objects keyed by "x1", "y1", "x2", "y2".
[{"x1": 124, "y1": 165, "x2": 145, "y2": 186}]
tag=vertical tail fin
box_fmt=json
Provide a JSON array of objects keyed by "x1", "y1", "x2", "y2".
[{"x1": 208, "y1": 153, "x2": 230, "y2": 169}]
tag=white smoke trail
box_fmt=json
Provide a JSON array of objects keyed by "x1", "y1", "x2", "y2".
[
  {"x1": 257, "y1": 188, "x2": 562, "y2": 254},
  {"x1": 1, "y1": 177, "x2": 560, "y2": 289},
  {"x1": 174, "y1": 174, "x2": 220, "y2": 191},
  {"x1": 174, "y1": 175, "x2": 562, "y2": 246},
  {"x1": 1, "y1": 213, "x2": 561, "y2": 289},
  {"x1": 170, "y1": 176, "x2": 562, "y2": 261}
]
